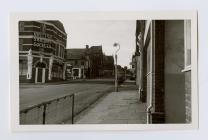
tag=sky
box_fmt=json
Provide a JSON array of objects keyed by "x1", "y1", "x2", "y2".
[{"x1": 61, "y1": 20, "x2": 136, "y2": 68}]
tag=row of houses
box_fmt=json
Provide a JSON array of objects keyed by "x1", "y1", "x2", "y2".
[
  {"x1": 132, "y1": 20, "x2": 192, "y2": 123},
  {"x1": 19, "y1": 20, "x2": 114, "y2": 83},
  {"x1": 65, "y1": 45, "x2": 114, "y2": 80}
]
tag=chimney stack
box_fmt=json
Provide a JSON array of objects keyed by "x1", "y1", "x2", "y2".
[{"x1": 86, "y1": 45, "x2": 89, "y2": 49}]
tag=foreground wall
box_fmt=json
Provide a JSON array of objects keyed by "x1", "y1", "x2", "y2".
[
  {"x1": 140, "y1": 20, "x2": 192, "y2": 123},
  {"x1": 164, "y1": 20, "x2": 186, "y2": 123}
]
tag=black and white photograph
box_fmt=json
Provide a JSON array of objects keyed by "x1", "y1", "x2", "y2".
[
  {"x1": 10, "y1": 12, "x2": 198, "y2": 130},
  {"x1": 3, "y1": 0, "x2": 208, "y2": 139}
]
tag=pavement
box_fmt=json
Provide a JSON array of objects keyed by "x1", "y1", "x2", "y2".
[{"x1": 75, "y1": 84, "x2": 147, "y2": 124}]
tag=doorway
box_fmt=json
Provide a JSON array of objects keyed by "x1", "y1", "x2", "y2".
[{"x1": 35, "y1": 62, "x2": 46, "y2": 83}]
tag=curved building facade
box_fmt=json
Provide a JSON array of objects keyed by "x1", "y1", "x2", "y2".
[{"x1": 19, "y1": 20, "x2": 67, "y2": 83}]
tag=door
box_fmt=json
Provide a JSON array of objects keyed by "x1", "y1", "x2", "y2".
[
  {"x1": 35, "y1": 68, "x2": 46, "y2": 83},
  {"x1": 35, "y1": 62, "x2": 46, "y2": 83},
  {"x1": 37, "y1": 68, "x2": 43, "y2": 82}
]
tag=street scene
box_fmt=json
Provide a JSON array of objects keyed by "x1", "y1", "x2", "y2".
[{"x1": 19, "y1": 20, "x2": 192, "y2": 124}]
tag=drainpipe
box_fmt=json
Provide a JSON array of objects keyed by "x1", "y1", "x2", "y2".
[
  {"x1": 146, "y1": 21, "x2": 154, "y2": 124},
  {"x1": 146, "y1": 70, "x2": 153, "y2": 124},
  {"x1": 146, "y1": 91, "x2": 153, "y2": 124}
]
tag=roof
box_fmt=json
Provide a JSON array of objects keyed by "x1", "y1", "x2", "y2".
[
  {"x1": 89, "y1": 45, "x2": 103, "y2": 53},
  {"x1": 44, "y1": 20, "x2": 66, "y2": 33},
  {"x1": 66, "y1": 49, "x2": 86, "y2": 60}
]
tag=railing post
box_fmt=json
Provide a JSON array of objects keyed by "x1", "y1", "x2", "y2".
[
  {"x1": 71, "y1": 94, "x2": 75, "y2": 124},
  {"x1": 42, "y1": 104, "x2": 47, "y2": 124}
]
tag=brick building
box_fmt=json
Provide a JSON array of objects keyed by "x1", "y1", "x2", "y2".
[
  {"x1": 103, "y1": 55, "x2": 114, "y2": 78},
  {"x1": 135, "y1": 20, "x2": 192, "y2": 123},
  {"x1": 65, "y1": 48, "x2": 90, "y2": 79},
  {"x1": 87, "y1": 45, "x2": 104, "y2": 78},
  {"x1": 19, "y1": 20, "x2": 67, "y2": 83}
]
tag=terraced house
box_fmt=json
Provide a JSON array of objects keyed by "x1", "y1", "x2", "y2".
[{"x1": 19, "y1": 20, "x2": 67, "y2": 83}]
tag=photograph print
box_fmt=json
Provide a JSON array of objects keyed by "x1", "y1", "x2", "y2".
[{"x1": 10, "y1": 12, "x2": 198, "y2": 130}]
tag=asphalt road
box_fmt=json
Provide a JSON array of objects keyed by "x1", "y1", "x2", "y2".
[{"x1": 20, "y1": 81, "x2": 114, "y2": 111}]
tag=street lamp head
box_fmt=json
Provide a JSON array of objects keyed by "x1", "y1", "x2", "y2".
[
  {"x1": 113, "y1": 42, "x2": 120, "y2": 54},
  {"x1": 113, "y1": 43, "x2": 119, "y2": 47},
  {"x1": 113, "y1": 43, "x2": 120, "y2": 92}
]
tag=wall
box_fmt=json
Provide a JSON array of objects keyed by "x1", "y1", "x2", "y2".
[
  {"x1": 185, "y1": 71, "x2": 191, "y2": 122},
  {"x1": 164, "y1": 20, "x2": 186, "y2": 123},
  {"x1": 135, "y1": 55, "x2": 140, "y2": 87},
  {"x1": 20, "y1": 95, "x2": 74, "y2": 124},
  {"x1": 151, "y1": 21, "x2": 165, "y2": 123}
]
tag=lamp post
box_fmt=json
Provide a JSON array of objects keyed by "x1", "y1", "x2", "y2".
[{"x1": 113, "y1": 43, "x2": 120, "y2": 92}]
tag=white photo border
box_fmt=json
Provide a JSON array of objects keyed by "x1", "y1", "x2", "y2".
[{"x1": 10, "y1": 11, "x2": 198, "y2": 132}]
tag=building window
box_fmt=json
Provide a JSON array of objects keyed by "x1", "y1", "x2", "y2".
[
  {"x1": 39, "y1": 47, "x2": 44, "y2": 52},
  {"x1": 183, "y1": 20, "x2": 191, "y2": 71},
  {"x1": 60, "y1": 46, "x2": 63, "y2": 57},
  {"x1": 19, "y1": 60, "x2": 27, "y2": 76},
  {"x1": 41, "y1": 24, "x2": 46, "y2": 33},
  {"x1": 63, "y1": 49, "x2": 65, "y2": 58},
  {"x1": 19, "y1": 22, "x2": 24, "y2": 32},
  {"x1": 55, "y1": 44, "x2": 59, "y2": 56},
  {"x1": 19, "y1": 39, "x2": 23, "y2": 51},
  {"x1": 58, "y1": 45, "x2": 61, "y2": 57},
  {"x1": 75, "y1": 60, "x2": 78, "y2": 65},
  {"x1": 81, "y1": 61, "x2": 84, "y2": 66},
  {"x1": 60, "y1": 47, "x2": 62, "y2": 58},
  {"x1": 61, "y1": 47, "x2": 63, "y2": 58}
]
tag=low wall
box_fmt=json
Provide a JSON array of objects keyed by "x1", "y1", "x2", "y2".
[
  {"x1": 20, "y1": 94, "x2": 74, "y2": 124},
  {"x1": 20, "y1": 87, "x2": 113, "y2": 124}
]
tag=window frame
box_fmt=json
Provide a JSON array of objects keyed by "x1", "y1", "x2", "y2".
[
  {"x1": 19, "y1": 22, "x2": 24, "y2": 32},
  {"x1": 182, "y1": 20, "x2": 191, "y2": 72},
  {"x1": 19, "y1": 60, "x2": 27, "y2": 76}
]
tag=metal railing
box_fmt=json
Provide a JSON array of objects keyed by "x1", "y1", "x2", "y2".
[{"x1": 20, "y1": 94, "x2": 75, "y2": 124}]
